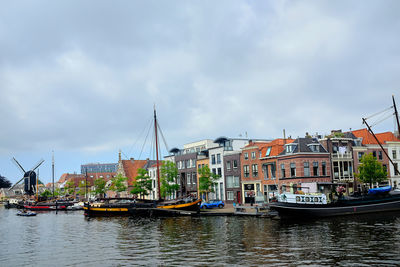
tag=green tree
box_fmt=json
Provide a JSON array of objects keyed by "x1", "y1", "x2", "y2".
[
  {"x1": 198, "y1": 165, "x2": 220, "y2": 202},
  {"x1": 160, "y1": 161, "x2": 179, "y2": 199},
  {"x1": 64, "y1": 180, "x2": 76, "y2": 196},
  {"x1": 93, "y1": 177, "x2": 107, "y2": 198},
  {"x1": 356, "y1": 153, "x2": 387, "y2": 188},
  {"x1": 41, "y1": 189, "x2": 52, "y2": 198},
  {"x1": 131, "y1": 168, "x2": 152, "y2": 199},
  {"x1": 109, "y1": 174, "x2": 127, "y2": 197}
]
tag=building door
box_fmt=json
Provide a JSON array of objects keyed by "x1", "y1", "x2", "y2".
[{"x1": 237, "y1": 191, "x2": 241, "y2": 204}]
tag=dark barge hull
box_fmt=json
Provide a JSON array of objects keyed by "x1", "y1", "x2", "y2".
[
  {"x1": 269, "y1": 195, "x2": 400, "y2": 218},
  {"x1": 84, "y1": 199, "x2": 201, "y2": 217}
]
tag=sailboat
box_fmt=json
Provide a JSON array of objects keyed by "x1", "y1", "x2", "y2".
[{"x1": 84, "y1": 108, "x2": 201, "y2": 217}]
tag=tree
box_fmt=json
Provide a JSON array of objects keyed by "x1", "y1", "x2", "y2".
[
  {"x1": 0, "y1": 174, "x2": 12, "y2": 188},
  {"x1": 109, "y1": 174, "x2": 127, "y2": 197},
  {"x1": 356, "y1": 153, "x2": 387, "y2": 188},
  {"x1": 41, "y1": 189, "x2": 52, "y2": 198},
  {"x1": 93, "y1": 177, "x2": 107, "y2": 198},
  {"x1": 64, "y1": 180, "x2": 76, "y2": 196},
  {"x1": 160, "y1": 161, "x2": 179, "y2": 199},
  {"x1": 198, "y1": 165, "x2": 220, "y2": 202},
  {"x1": 131, "y1": 168, "x2": 152, "y2": 199}
]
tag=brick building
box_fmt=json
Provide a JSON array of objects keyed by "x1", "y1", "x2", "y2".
[
  {"x1": 278, "y1": 137, "x2": 332, "y2": 193},
  {"x1": 240, "y1": 141, "x2": 271, "y2": 204}
]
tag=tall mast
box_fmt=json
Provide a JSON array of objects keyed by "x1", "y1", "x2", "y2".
[
  {"x1": 154, "y1": 107, "x2": 161, "y2": 200},
  {"x1": 393, "y1": 95, "x2": 400, "y2": 136},
  {"x1": 52, "y1": 150, "x2": 55, "y2": 198}
]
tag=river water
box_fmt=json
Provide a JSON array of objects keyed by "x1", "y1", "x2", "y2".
[{"x1": 1, "y1": 206, "x2": 400, "y2": 266}]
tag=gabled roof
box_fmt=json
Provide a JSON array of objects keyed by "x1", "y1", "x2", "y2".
[
  {"x1": 279, "y1": 138, "x2": 328, "y2": 155},
  {"x1": 261, "y1": 138, "x2": 294, "y2": 157},
  {"x1": 122, "y1": 159, "x2": 157, "y2": 185},
  {"x1": 351, "y1": 128, "x2": 400, "y2": 145}
]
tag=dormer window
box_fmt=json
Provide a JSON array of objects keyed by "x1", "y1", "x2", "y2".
[
  {"x1": 286, "y1": 144, "x2": 296, "y2": 153},
  {"x1": 308, "y1": 144, "x2": 320, "y2": 152},
  {"x1": 265, "y1": 147, "x2": 271, "y2": 157}
]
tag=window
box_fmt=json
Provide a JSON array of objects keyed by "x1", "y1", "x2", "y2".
[
  {"x1": 281, "y1": 164, "x2": 286, "y2": 178},
  {"x1": 227, "y1": 191, "x2": 234, "y2": 200},
  {"x1": 251, "y1": 152, "x2": 256, "y2": 159},
  {"x1": 212, "y1": 168, "x2": 216, "y2": 175},
  {"x1": 233, "y1": 176, "x2": 240, "y2": 187},
  {"x1": 226, "y1": 176, "x2": 239, "y2": 188},
  {"x1": 244, "y1": 153, "x2": 249, "y2": 160},
  {"x1": 217, "y1": 168, "x2": 222, "y2": 176},
  {"x1": 192, "y1": 173, "x2": 196, "y2": 184},
  {"x1": 198, "y1": 164, "x2": 201, "y2": 170},
  {"x1": 264, "y1": 165, "x2": 269, "y2": 179},
  {"x1": 212, "y1": 155, "x2": 216, "y2": 164},
  {"x1": 266, "y1": 147, "x2": 271, "y2": 157},
  {"x1": 313, "y1": 162, "x2": 319, "y2": 176},
  {"x1": 373, "y1": 151, "x2": 377, "y2": 158},
  {"x1": 286, "y1": 145, "x2": 295, "y2": 153},
  {"x1": 271, "y1": 163, "x2": 276, "y2": 179},
  {"x1": 186, "y1": 160, "x2": 190, "y2": 168},
  {"x1": 187, "y1": 173, "x2": 191, "y2": 185},
  {"x1": 379, "y1": 151, "x2": 383, "y2": 160},
  {"x1": 309, "y1": 144, "x2": 320, "y2": 152},
  {"x1": 233, "y1": 160, "x2": 238, "y2": 169},
  {"x1": 393, "y1": 150, "x2": 397, "y2": 160},
  {"x1": 243, "y1": 165, "x2": 250, "y2": 177},
  {"x1": 394, "y1": 163, "x2": 399, "y2": 175},
  {"x1": 358, "y1": 152, "x2": 364, "y2": 160},
  {"x1": 290, "y1": 163, "x2": 296, "y2": 177},
  {"x1": 226, "y1": 176, "x2": 234, "y2": 188},
  {"x1": 322, "y1": 162, "x2": 327, "y2": 176},
  {"x1": 227, "y1": 161, "x2": 231, "y2": 170},
  {"x1": 252, "y1": 164, "x2": 258, "y2": 177},
  {"x1": 217, "y1": 154, "x2": 221, "y2": 164},
  {"x1": 383, "y1": 165, "x2": 387, "y2": 175},
  {"x1": 304, "y1": 162, "x2": 310, "y2": 177}
]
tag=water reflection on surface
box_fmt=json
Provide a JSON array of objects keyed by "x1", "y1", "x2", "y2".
[{"x1": 1, "y1": 206, "x2": 400, "y2": 266}]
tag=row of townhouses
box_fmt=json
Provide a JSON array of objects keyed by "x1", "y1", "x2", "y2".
[
  {"x1": 153, "y1": 129, "x2": 400, "y2": 204},
  {"x1": 19, "y1": 128, "x2": 398, "y2": 203}
]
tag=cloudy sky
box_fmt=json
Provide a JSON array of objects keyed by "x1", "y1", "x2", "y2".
[{"x1": 1, "y1": 0, "x2": 400, "y2": 184}]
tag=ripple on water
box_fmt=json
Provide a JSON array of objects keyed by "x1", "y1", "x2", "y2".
[{"x1": 2, "y1": 208, "x2": 400, "y2": 265}]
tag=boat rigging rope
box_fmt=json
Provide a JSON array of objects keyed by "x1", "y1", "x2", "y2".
[
  {"x1": 138, "y1": 117, "x2": 153, "y2": 160},
  {"x1": 157, "y1": 121, "x2": 170, "y2": 153},
  {"x1": 364, "y1": 106, "x2": 393, "y2": 120},
  {"x1": 127, "y1": 115, "x2": 153, "y2": 159}
]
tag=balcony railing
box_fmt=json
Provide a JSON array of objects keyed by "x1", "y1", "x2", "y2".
[{"x1": 332, "y1": 152, "x2": 352, "y2": 159}]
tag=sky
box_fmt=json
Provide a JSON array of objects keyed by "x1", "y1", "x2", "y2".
[{"x1": 1, "y1": 0, "x2": 400, "y2": 185}]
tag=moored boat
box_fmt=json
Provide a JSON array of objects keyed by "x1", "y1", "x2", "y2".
[
  {"x1": 83, "y1": 197, "x2": 201, "y2": 217},
  {"x1": 17, "y1": 210, "x2": 37, "y2": 216},
  {"x1": 24, "y1": 200, "x2": 70, "y2": 211},
  {"x1": 269, "y1": 186, "x2": 400, "y2": 219}
]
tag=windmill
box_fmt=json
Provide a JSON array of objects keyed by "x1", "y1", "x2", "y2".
[{"x1": 10, "y1": 157, "x2": 45, "y2": 195}]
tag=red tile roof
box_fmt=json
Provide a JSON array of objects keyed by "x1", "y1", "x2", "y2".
[
  {"x1": 122, "y1": 160, "x2": 148, "y2": 185},
  {"x1": 261, "y1": 138, "x2": 295, "y2": 157},
  {"x1": 351, "y1": 129, "x2": 400, "y2": 145}
]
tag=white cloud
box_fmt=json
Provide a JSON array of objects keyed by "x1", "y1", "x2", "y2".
[{"x1": 1, "y1": 0, "x2": 400, "y2": 183}]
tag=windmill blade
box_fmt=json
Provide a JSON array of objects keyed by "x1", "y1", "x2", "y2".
[
  {"x1": 11, "y1": 157, "x2": 26, "y2": 174},
  {"x1": 10, "y1": 176, "x2": 25, "y2": 189},
  {"x1": 30, "y1": 159, "x2": 45, "y2": 171}
]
